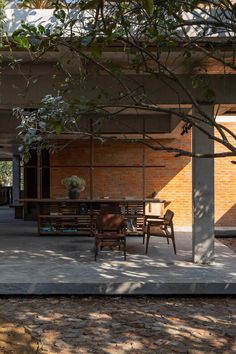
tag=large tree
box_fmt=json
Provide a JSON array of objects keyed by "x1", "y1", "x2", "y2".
[{"x1": 6, "y1": 0, "x2": 236, "y2": 160}]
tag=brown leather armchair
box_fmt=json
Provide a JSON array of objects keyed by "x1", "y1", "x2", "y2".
[
  {"x1": 143, "y1": 209, "x2": 176, "y2": 255},
  {"x1": 92, "y1": 213, "x2": 127, "y2": 261}
]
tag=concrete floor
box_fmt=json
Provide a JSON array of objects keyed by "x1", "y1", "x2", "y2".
[{"x1": 0, "y1": 206, "x2": 235, "y2": 295}]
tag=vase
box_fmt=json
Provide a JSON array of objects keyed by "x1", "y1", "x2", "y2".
[{"x1": 68, "y1": 188, "x2": 80, "y2": 199}]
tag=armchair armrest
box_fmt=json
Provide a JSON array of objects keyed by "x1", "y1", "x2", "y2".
[
  {"x1": 145, "y1": 215, "x2": 163, "y2": 220},
  {"x1": 147, "y1": 219, "x2": 169, "y2": 227},
  {"x1": 148, "y1": 220, "x2": 163, "y2": 227},
  {"x1": 144, "y1": 215, "x2": 164, "y2": 225}
]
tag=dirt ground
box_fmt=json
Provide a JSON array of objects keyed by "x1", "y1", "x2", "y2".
[
  {"x1": 218, "y1": 237, "x2": 236, "y2": 252},
  {"x1": 0, "y1": 238, "x2": 234, "y2": 354},
  {"x1": 0, "y1": 296, "x2": 235, "y2": 354}
]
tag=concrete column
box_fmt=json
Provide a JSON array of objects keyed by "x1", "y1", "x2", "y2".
[
  {"x1": 12, "y1": 155, "x2": 20, "y2": 204},
  {"x1": 192, "y1": 105, "x2": 214, "y2": 264}
]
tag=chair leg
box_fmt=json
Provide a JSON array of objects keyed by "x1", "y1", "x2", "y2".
[
  {"x1": 169, "y1": 224, "x2": 176, "y2": 254},
  {"x1": 95, "y1": 239, "x2": 98, "y2": 261},
  {"x1": 171, "y1": 236, "x2": 177, "y2": 254},
  {"x1": 143, "y1": 234, "x2": 145, "y2": 244},
  {"x1": 123, "y1": 238, "x2": 126, "y2": 261},
  {"x1": 167, "y1": 238, "x2": 169, "y2": 244},
  {"x1": 146, "y1": 235, "x2": 150, "y2": 254}
]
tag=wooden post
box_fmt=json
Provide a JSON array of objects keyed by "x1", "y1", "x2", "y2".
[{"x1": 37, "y1": 152, "x2": 41, "y2": 199}]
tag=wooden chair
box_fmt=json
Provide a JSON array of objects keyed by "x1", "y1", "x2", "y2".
[
  {"x1": 92, "y1": 213, "x2": 127, "y2": 261},
  {"x1": 100, "y1": 203, "x2": 121, "y2": 214},
  {"x1": 144, "y1": 209, "x2": 176, "y2": 255}
]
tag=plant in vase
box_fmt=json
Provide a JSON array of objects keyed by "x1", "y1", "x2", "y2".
[{"x1": 62, "y1": 175, "x2": 85, "y2": 199}]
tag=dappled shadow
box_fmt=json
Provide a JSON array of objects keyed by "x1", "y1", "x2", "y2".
[
  {"x1": 0, "y1": 207, "x2": 235, "y2": 294},
  {"x1": 216, "y1": 203, "x2": 236, "y2": 228},
  {"x1": 178, "y1": 7, "x2": 232, "y2": 38},
  {"x1": 4, "y1": 8, "x2": 89, "y2": 37},
  {"x1": 0, "y1": 231, "x2": 235, "y2": 290},
  {"x1": 4, "y1": 9, "x2": 57, "y2": 35},
  {"x1": 0, "y1": 297, "x2": 235, "y2": 353}
]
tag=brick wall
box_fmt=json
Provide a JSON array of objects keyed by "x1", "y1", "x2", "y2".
[
  {"x1": 215, "y1": 122, "x2": 236, "y2": 226},
  {"x1": 50, "y1": 123, "x2": 236, "y2": 227},
  {"x1": 50, "y1": 140, "x2": 91, "y2": 199}
]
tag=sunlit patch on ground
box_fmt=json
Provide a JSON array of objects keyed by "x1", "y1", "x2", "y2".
[
  {"x1": 0, "y1": 320, "x2": 40, "y2": 353},
  {"x1": 0, "y1": 297, "x2": 235, "y2": 353}
]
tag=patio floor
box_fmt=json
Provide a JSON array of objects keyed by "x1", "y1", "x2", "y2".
[{"x1": 0, "y1": 206, "x2": 235, "y2": 295}]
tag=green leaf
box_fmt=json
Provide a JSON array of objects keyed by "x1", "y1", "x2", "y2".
[
  {"x1": 54, "y1": 9, "x2": 66, "y2": 22},
  {"x1": 233, "y1": 4, "x2": 236, "y2": 16},
  {"x1": 21, "y1": 22, "x2": 37, "y2": 34},
  {"x1": 80, "y1": 0, "x2": 100, "y2": 10},
  {"x1": 191, "y1": 77, "x2": 199, "y2": 89},
  {"x1": 141, "y1": 0, "x2": 154, "y2": 15},
  {"x1": 54, "y1": 124, "x2": 62, "y2": 135},
  {"x1": 38, "y1": 25, "x2": 46, "y2": 34},
  {"x1": 106, "y1": 60, "x2": 121, "y2": 76},
  {"x1": 81, "y1": 35, "x2": 93, "y2": 46},
  {"x1": 91, "y1": 43, "x2": 102, "y2": 60},
  {"x1": 204, "y1": 88, "x2": 216, "y2": 103},
  {"x1": 13, "y1": 35, "x2": 31, "y2": 49},
  {"x1": 12, "y1": 29, "x2": 25, "y2": 37}
]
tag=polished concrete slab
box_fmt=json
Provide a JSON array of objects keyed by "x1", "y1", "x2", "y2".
[{"x1": 0, "y1": 206, "x2": 235, "y2": 294}]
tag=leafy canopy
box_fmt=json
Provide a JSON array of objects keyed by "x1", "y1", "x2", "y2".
[{"x1": 9, "y1": 0, "x2": 236, "y2": 160}]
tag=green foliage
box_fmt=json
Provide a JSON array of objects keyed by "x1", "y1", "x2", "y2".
[
  {"x1": 0, "y1": 0, "x2": 5, "y2": 48},
  {"x1": 62, "y1": 175, "x2": 86, "y2": 191},
  {"x1": 10, "y1": 0, "x2": 236, "y2": 159},
  {"x1": 0, "y1": 161, "x2": 12, "y2": 187},
  {"x1": 203, "y1": 88, "x2": 216, "y2": 104},
  {"x1": 79, "y1": 0, "x2": 100, "y2": 10},
  {"x1": 12, "y1": 31, "x2": 31, "y2": 49},
  {"x1": 140, "y1": 0, "x2": 154, "y2": 15}
]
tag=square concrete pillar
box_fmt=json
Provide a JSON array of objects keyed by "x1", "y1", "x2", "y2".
[
  {"x1": 192, "y1": 105, "x2": 214, "y2": 264},
  {"x1": 12, "y1": 155, "x2": 20, "y2": 204}
]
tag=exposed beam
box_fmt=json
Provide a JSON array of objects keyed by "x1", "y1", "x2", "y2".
[{"x1": 2, "y1": 71, "x2": 236, "y2": 106}]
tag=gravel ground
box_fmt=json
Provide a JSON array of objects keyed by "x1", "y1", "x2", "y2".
[
  {"x1": 0, "y1": 239, "x2": 234, "y2": 354},
  {"x1": 0, "y1": 296, "x2": 235, "y2": 354}
]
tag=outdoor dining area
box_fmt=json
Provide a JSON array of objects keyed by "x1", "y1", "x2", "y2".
[
  {"x1": 0, "y1": 204, "x2": 235, "y2": 295},
  {"x1": 20, "y1": 197, "x2": 176, "y2": 261},
  {"x1": 6, "y1": 136, "x2": 235, "y2": 294},
  {"x1": 7, "y1": 112, "x2": 233, "y2": 272},
  {"x1": 14, "y1": 132, "x2": 182, "y2": 262}
]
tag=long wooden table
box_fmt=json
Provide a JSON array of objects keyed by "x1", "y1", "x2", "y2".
[{"x1": 20, "y1": 198, "x2": 167, "y2": 236}]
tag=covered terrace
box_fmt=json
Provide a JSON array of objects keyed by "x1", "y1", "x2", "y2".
[
  {"x1": 0, "y1": 206, "x2": 235, "y2": 295},
  {"x1": 0, "y1": 4, "x2": 235, "y2": 294}
]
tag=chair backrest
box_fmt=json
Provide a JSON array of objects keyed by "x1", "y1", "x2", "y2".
[
  {"x1": 164, "y1": 209, "x2": 174, "y2": 224},
  {"x1": 96, "y1": 213, "x2": 125, "y2": 232},
  {"x1": 100, "y1": 204, "x2": 121, "y2": 214}
]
